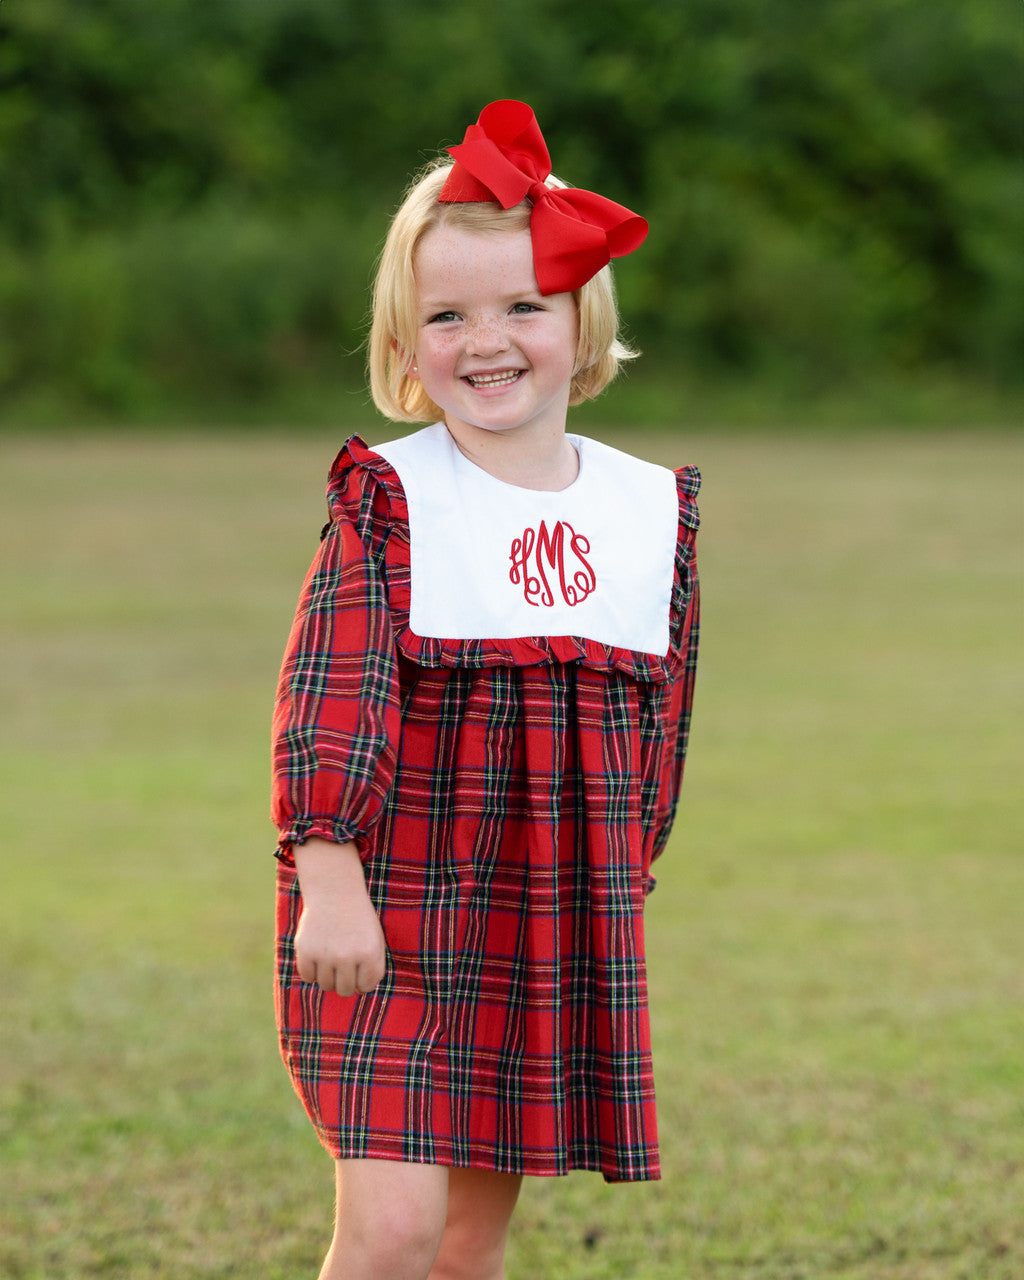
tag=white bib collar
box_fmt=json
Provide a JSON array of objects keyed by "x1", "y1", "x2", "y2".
[{"x1": 374, "y1": 423, "x2": 678, "y2": 657}]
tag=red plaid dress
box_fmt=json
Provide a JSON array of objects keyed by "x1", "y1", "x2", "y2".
[{"x1": 272, "y1": 432, "x2": 700, "y2": 1182}]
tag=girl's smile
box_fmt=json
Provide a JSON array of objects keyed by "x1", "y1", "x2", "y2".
[
  {"x1": 464, "y1": 369, "x2": 524, "y2": 389},
  {"x1": 408, "y1": 225, "x2": 579, "y2": 452}
]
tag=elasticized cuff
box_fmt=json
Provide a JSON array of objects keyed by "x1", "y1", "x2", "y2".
[{"x1": 274, "y1": 818, "x2": 368, "y2": 864}]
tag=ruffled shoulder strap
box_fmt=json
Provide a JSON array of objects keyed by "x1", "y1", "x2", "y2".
[
  {"x1": 666, "y1": 464, "x2": 700, "y2": 661},
  {"x1": 675, "y1": 463, "x2": 701, "y2": 532},
  {"x1": 318, "y1": 434, "x2": 417, "y2": 593},
  {"x1": 323, "y1": 434, "x2": 410, "y2": 548}
]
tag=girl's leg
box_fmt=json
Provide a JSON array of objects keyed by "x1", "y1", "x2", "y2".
[
  {"x1": 428, "y1": 1168, "x2": 523, "y2": 1280},
  {"x1": 319, "y1": 1158, "x2": 449, "y2": 1280}
]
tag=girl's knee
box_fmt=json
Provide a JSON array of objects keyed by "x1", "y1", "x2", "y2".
[
  {"x1": 331, "y1": 1159, "x2": 448, "y2": 1278},
  {"x1": 360, "y1": 1200, "x2": 444, "y2": 1257},
  {"x1": 329, "y1": 1206, "x2": 443, "y2": 1279}
]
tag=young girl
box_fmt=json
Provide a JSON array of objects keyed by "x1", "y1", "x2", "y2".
[{"x1": 272, "y1": 99, "x2": 700, "y2": 1280}]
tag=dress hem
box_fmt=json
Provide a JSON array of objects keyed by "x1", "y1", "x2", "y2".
[{"x1": 304, "y1": 1134, "x2": 662, "y2": 1184}]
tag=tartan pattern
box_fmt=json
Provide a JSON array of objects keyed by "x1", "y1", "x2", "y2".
[{"x1": 272, "y1": 436, "x2": 699, "y2": 1182}]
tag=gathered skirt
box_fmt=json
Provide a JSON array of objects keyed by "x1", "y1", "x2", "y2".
[{"x1": 274, "y1": 660, "x2": 667, "y2": 1182}]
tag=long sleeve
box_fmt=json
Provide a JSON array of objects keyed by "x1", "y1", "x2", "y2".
[
  {"x1": 271, "y1": 450, "x2": 402, "y2": 861},
  {"x1": 649, "y1": 465, "x2": 701, "y2": 864}
]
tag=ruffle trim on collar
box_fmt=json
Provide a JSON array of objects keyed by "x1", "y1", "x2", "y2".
[{"x1": 327, "y1": 434, "x2": 699, "y2": 684}]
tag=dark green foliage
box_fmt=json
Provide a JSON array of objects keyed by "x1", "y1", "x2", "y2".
[{"x1": 0, "y1": 0, "x2": 1020, "y2": 421}]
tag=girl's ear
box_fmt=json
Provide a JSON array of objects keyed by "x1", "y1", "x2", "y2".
[{"x1": 392, "y1": 340, "x2": 420, "y2": 380}]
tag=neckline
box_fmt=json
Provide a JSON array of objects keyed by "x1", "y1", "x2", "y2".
[{"x1": 443, "y1": 425, "x2": 585, "y2": 496}]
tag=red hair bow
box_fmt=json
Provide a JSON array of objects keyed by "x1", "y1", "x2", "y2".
[{"x1": 439, "y1": 99, "x2": 648, "y2": 296}]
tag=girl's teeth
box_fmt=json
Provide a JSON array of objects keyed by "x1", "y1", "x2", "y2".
[{"x1": 468, "y1": 371, "x2": 520, "y2": 387}]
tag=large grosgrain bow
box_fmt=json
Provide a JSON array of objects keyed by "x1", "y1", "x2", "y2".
[{"x1": 439, "y1": 99, "x2": 648, "y2": 295}]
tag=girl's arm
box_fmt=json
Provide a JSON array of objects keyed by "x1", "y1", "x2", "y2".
[
  {"x1": 293, "y1": 838, "x2": 388, "y2": 996},
  {"x1": 650, "y1": 474, "x2": 701, "y2": 865},
  {"x1": 272, "y1": 452, "x2": 403, "y2": 859}
]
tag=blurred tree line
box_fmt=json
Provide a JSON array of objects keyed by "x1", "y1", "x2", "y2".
[{"x1": 0, "y1": 0, "x2": 1020, "y2": 424}]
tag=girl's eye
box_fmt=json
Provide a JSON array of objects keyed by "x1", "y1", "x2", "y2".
[
  {"x1": 428, "y1": 311, "x2": 459, "y2": 324},
  {"x1": 511, "y1": 302, "x2": 540, "y2": 315}
]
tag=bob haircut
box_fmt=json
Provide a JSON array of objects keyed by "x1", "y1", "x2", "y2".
[{"x1": 368, "y1": 159, "x2": 638, "y2": 424}]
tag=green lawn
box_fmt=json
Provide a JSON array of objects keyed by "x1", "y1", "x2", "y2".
[{"x1": 1, "y1": 428, "x2": 1020, "y2": 1279}]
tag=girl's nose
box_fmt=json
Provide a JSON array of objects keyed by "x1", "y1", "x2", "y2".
[{"x1": 465, "y1": 317, "x2": 510, "y2": 358}]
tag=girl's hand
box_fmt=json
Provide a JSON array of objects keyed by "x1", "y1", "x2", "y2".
[{"x1": 292, "y1": 839, "x2": 388, "y2": 996}]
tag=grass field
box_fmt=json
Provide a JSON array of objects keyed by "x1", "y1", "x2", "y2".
[{"x1": 0, "y1": 427, "x2": 1021, "y2": 1279}]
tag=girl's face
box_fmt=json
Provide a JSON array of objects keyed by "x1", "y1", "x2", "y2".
[{"x1": 408, "y1": 225, "x2": 579, "y2": 447}]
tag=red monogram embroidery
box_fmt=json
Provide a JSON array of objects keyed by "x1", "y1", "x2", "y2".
[{"x1": 509, "y1": 520, "x2": 597, "y2": 607}]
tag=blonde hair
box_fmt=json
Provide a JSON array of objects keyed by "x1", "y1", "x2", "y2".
[{"x1": 368, "y1": 160, "x2": 638, "y2": 423}]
